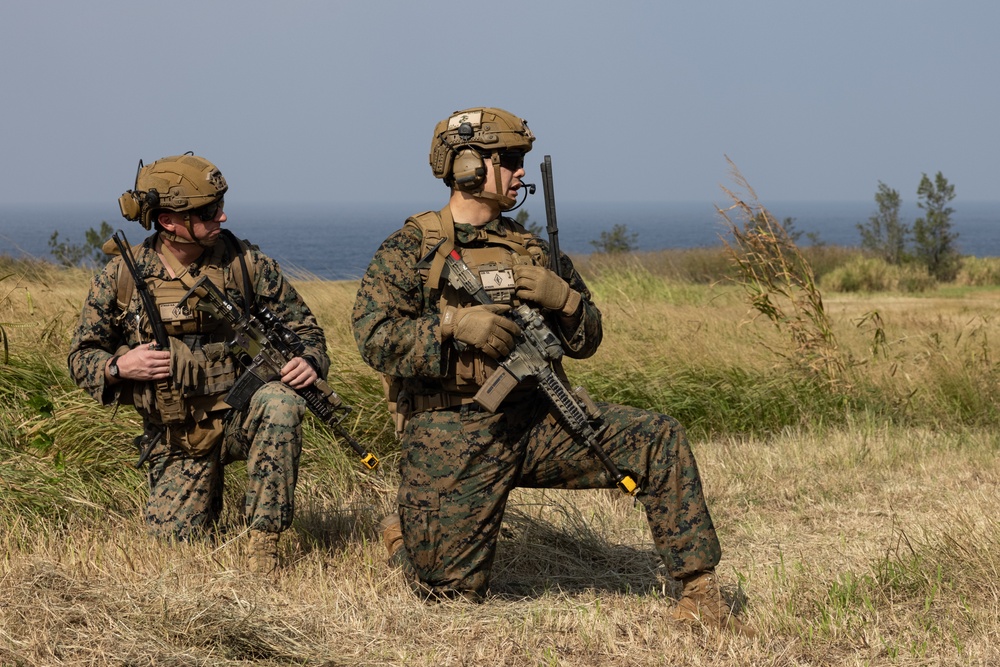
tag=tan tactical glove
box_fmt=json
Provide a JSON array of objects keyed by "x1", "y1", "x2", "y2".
[
  {"x1": 169, "y1": 337, "x2": 204, "y2": 392},
  {"x1": 441, "y1": 304, "x2": 522, "y2": 359},
  {"x1": 513, "y1": 264, "x2": 582, "y2": 316}
]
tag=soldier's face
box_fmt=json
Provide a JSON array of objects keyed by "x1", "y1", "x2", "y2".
[
  {"x1": 484, "y1": 152, "x2": 527, "y2": 202},
  {"x1": 158, "y1": 208, "x2": 227, "y2": 245}
]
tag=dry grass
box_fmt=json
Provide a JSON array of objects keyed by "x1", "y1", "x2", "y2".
[
  {"x1": 3, "y1": 426, "x2": 999, "y2": 665},
  {"x1": 3, "y1": 255, "x2": 1000, "y2": 665}
]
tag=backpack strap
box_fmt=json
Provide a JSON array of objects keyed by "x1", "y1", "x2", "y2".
[
  {"x1": 404, "y1": 207, "x2": 456, "y2": 302},
  {"x1": 111, "y1": 243, "x2": 144, "y2": 313},
  {"x1": 111, "y1": 230, "x2": 257, "y2": 316},
  {"x1": 221, "y1": 229, "x2": 256, "y2": 312}
]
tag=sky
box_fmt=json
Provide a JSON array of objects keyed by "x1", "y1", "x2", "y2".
[{"x1": 1, "y1": 1, "x2": 997, "y2": 207}]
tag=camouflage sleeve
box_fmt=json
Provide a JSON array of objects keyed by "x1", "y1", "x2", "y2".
[
  {"x1": 67, "y1": 259, "x2": 130, "y2": 406},
  {"x1": 248, "y1": 248, "x2": 331, "y2": 380},
  {"x1": 352, "y1": 227, "x2": 446, "y2": 378}
]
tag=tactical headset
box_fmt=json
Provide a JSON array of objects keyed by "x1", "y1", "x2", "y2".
[
  {"x1": 117, "y1": 163, "x2": 161, "y2": 228},
  {"x1": 429, "y1": 107, "x2": 534, "y2": 209}
]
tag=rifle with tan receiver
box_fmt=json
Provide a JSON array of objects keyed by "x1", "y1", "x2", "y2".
[
  {"x1": 423, "y1": 240, "x2": 639, "y2": 496},
  {"x1": 178, "y1": 275, "x2": 380, "y2": 472}
]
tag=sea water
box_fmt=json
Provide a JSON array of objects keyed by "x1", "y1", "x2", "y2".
[{"x1": 1, "y1": 200, "x2": 996, "y2": 280}]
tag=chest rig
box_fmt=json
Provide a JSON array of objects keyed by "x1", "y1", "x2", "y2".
[
  {"x1": 381, "y1": 208, "x2": 551, "y2": 435},
  {"x1": 111, "y1": 232, "x2": 257, "y2": 453},
  {"x1": 113, "y1": 231, "x2": 256, "y2": 342},
  {"x1": 147, "y1": 263, "x2": 226, "y2": 337},
  {"x1": 411, "y1": 208, "x2": 546, "y2": 390},
  {"x1": 407, "y1": 208, "x2": 542, "y2": 306}
]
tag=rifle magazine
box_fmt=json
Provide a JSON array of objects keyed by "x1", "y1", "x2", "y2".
[{"x1": 474, "y1": 367, "x2": 519, "y2": 412}]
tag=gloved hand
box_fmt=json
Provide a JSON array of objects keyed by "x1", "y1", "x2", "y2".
[
  {"x1": 169, "y1": 338, "x2": 204, "y2": 391},
  {"x1": 513, "y1": 264, "x2": 581, "y2": 315},
  {"x1": 441, "y1": 304, "x2": 522, "y2": 359}
]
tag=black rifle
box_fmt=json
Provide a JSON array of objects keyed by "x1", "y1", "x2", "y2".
[
  {"x1": 111, "y1": 229, "x2": 168, "y2": 468},
  {"x1": 178, "y1": 275, "x2": 379, "y2": 471},
  {"x1": 424, "y1": 240, "x2": 639, "y2": 495},
  {"x1": 540, "y1": 155, "x2": 562, "y2": 276}
]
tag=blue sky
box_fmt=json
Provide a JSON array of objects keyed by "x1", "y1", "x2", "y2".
[{"x1": 1, "y1": 1, "x2": 997, "y2": 206}]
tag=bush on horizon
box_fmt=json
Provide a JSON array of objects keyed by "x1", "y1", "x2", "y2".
[
  {"x1": 820, "y1": 256, "x2": 937, "y2": 293},
  {"x1": 955, "y1": 256, "x2": 1000, "y2": 287}
]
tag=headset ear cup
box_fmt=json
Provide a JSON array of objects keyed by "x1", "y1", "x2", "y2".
[
  {"x1": 134, "y1": 189, "x2": 161, "y2": 230},
  {"x1": 431, "y1": 136, "x2": 453, "y2": 181},
  {"x1": 118, "y1": 192, "x2": 141, "y2": 221},
  {"x1": 451, "y1": 149, "x2": 486, "y2": 190}
]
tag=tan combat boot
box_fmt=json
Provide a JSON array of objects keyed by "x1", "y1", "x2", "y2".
[
  {"x1": 670, "y1": 569, "x2": 755, "y2": 637},
  {"x1": 379, "y1": 512, "x2": 404, "y2": 562},
  {"x1": 246, "y1": 529, "x2": 281, "y2": 576}
]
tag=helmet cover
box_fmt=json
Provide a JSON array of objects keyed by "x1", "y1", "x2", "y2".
[{"x1": 118, "y1": 154, "x2": 228, "y2": 229}]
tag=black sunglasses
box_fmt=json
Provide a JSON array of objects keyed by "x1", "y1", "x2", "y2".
[
  {"x1": 497, "y1": 152, "x2": 524, "y2": 171},
  {"x1": 191, "y1": 197, "x2": 224, "y2": 221}
]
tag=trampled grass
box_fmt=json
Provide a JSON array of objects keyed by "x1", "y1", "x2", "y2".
[{"x1": 2, "y1": 252, "x2": 1000, "y2": 665}]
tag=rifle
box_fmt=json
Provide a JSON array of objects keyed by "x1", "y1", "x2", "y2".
[
  {"x1": 178, "y1": 275, "x2": 380, "y2": 471},
  {"x1": 540, "y1": 155, "x2": 562, "y2": 276},
  {"x1": 425, "y1": 240, "x2": 639, "y2": 495},
  {"x1": 111, "y1": 229, "x2": 168, "y2": 468}
]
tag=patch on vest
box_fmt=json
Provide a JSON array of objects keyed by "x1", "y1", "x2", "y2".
[
  {"x1": 478, "y1": 263, "x2": 515, "y2": 304},
  {"x1": 160, "y1": 301, "x2": 194, "y2": 323}
]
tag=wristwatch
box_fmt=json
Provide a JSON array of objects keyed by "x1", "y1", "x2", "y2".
[{"x1": 108, "y1": 355, "x2": 122, "y2": 379}]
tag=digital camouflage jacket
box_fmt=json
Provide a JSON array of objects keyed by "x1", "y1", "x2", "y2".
[
  {"x1": 352, "y1": 213, "x2": 602, "y2": 397},
  {"x1": 68, "y1": 232, "x2": 329, "y2": 418}
]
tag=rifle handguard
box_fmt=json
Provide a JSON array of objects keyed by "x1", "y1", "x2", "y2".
[
  {"x1": 178, "y1": 274, "x2": 380, "y2": 473},
  {"x1": 435, "y1": 235, "x2": 639, "y2": 496}
]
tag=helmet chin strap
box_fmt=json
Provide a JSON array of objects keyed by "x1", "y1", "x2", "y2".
[{"x1": 472, "y1": 153, "x2": 516, "y2": 211}]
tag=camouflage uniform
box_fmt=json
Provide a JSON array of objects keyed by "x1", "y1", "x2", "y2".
[
  {"x1": 353, "y1": 213, "x2": 721, "y2": 599},
  {"x1": 69, "y1": 232, "x2": 329, "y2": 540}
]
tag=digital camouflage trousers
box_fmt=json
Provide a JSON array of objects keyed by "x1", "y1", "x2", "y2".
[
  {"x1": 144, "y1": 381, "x2": 306, "y2": 540},
  {"x1": 396, "y1": 396, "x2": 722, "y2": 599}
]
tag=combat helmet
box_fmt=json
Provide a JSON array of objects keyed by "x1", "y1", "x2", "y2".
[
  {"x1": 118, "y1": 153, "x2": 228, "y2": 230},
  {"x1": 429, "y1": 107, "x2": 534, "y2": 210}
]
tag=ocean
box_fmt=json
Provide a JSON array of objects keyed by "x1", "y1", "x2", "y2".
[{"x1": 1, "y1": 200, "x2": 997, "y2": 280}]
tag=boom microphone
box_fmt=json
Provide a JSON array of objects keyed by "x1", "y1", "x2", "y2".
[{"x1": 507, "y1": 182, "x2": 536, "y2": 212}]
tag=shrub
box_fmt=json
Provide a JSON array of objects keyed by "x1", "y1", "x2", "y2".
[
  {"x1": 799, "y1": 245, "x2": 865, "y2": 281},
  {"x1": 589, "y1": 224, "x2": 638, "y2": 254},
  {"x1": 821, "y1": 257, "x2": 935, "y2": 293},
  {"x1": 955, "y1": 256, "x2": 1000, "y2": 287},
  {"x1": 48, "y1": 221, "x2": 114, "y2": 268}
]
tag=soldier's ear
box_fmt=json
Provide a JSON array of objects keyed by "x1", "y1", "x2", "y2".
[{"x1": 157, "y1": 211, "x2": 177, "y2": 230}]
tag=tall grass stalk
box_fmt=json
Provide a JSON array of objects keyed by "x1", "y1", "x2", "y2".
[{"x1": 718, "y1": 160, "x2": 845, "y2": 382}]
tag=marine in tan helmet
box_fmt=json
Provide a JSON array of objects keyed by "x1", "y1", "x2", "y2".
[
  {"x1": 117, "y1": 153, "x2": 230, "y2": 249},
  {"x1": 69, "y1": 153, "x2": 330, "y2": 577},
  {"x1": 428, "y1": 107, "x2": 535, "y2": 212},
  {"x1": 351, "y1": 108, "x2": 755, "y2": 635}
]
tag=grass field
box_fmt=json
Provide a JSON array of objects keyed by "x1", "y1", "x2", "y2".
[{"x1": 2, "y1": 248, "x2": 999, "y2": 666}]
